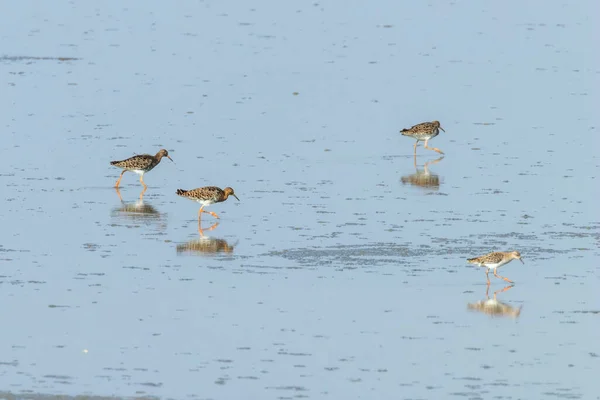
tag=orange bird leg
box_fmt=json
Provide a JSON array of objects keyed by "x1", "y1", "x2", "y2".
[
  {"x1": 138, "y1": 186, "x2": 147, "y2": 201},
  {"x1": 485, "y1": 269, "x2": 491, "y2": 285},
  {"x1": 115, "y1": 170, "x2": 126, "y2": 188},
  {"x1": 202, "y1": 210, "x2": 220, "y2": 219},
  {"x1": 493, "y1": 269, "x2": 514, "y2": 284},
  {"x1": 424, "y1": 139, "x2": 444, "y2": 155},
  {"x1": 115, "y1": 187, "x2": 124, "y2": 202},
  {"x1": 413, "y1": 141, "x2": 418, "y2": 155},
  {"x1": 139, "y1": 174, "x2": 148, "y2": 189}
]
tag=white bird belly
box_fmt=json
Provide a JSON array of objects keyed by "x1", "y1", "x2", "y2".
[{"x1": 484, "y1": 261, "x2": 508, "y2": 270}]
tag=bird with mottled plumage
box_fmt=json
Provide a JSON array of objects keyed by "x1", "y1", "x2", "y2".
[
  {"x1": 400, "y1": 120, "x2": 446, "y2": 155},
  {"x1": 110, "y1": 149, "x2": 173, "y2": 188},
  {"x1": 176, "y1": 186, "x2": 240, "y2": 220},
  {"x1": 467, "y1": 251, "x2": 524, "y2": 284}
]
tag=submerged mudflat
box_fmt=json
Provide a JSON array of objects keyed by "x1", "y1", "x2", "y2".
[{"x1": 0, "y1": 0, "x2": 597, "y2": 398}]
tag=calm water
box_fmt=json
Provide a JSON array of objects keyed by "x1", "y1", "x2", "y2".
[{"x1": 1, "y1": 1, "x2": 598, "y2": 399}]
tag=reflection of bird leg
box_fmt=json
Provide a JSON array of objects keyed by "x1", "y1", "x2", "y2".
[
  {"x1": 413, "y1": 153, "x2": 418, "y2": 168},
  {"x1": 493, "y1": 269, "x2": 514, "y2": 284},
  {"x1": 207, "y1": 221, "x2": 219, "y2": 232},
  {"x1": 203, "y1": 221, "x2": 219, "y2": 232},
  {"x1": 139, "y1": 174, "x2": 148, "y2": 189},
  {"x1": 115, "y1": 170, "x2": 126, "y2": 188},
  {"x1": 496, "y1": 285, "x2": 514, "y2": 295},
  {"x1": 424, "y1": 156, "x2": 444, "y2": 173},
  {"x1": 198, "y1": 221, "x2": 219, "y2": 237},
  {"x1": 138, "y1": 186, "x2": 147, "y2": 201},
  {"x1": 430, "y1": 156, "x2": 444, "y2": 165},
  {"x1": 197, "y1": 210, "x2": 204, "y2": 235},
  {"x1": 115, "y1": 187, "x2": 124, "y2": 202},
  {"x1": 493, "y1": 284, "x2": 514, "y2": 301},
  {"x1": 424, "y1": 139, "x2": 444, "y2": 154},
  {"x1": 485, "y1": 283, "x2": 490, "y2": 299}
]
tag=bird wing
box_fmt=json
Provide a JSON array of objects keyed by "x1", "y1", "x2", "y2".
[
  {"x1": 127, "y1": 154, "x2": 155, "y2": 169},
  {"x1": 484, "y1": 252, "x2": 504, "y2": 263},
  {"x1": 412, "y1": 122, "x2": 434, "y2": 130},
  {"x1": 111, "y1": 153, "x2": 154, "y2": 169},
  {"x1": 401, "y1": 121, "x2": 433, "y2": 132}
]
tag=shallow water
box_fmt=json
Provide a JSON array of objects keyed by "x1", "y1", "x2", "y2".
[{"x1": 0, "y1": 1, "x2": 598, "y2": 399}]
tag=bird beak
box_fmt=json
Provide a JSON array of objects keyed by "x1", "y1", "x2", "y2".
[
  {"x1": 519, "y1": 258, "x2": 524, "y2": 264},
  {"x1": 167, "y1": 156, "x2": 174, "y2": 162},
  {"x1": 440, "y1": 126, "x2": 446, "y2": 132},
  {"x1": 232, "y1": 194, "x2": 240, "y2": 201}
]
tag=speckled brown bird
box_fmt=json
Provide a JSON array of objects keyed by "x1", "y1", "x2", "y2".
[
  {"x1": 176, "y1": 186, "x2": 239, "y2": 219},
  {"x1": 467, "y1": 251, "x2": 524, "y2": 284},
  {"x1": 110, "y1": 149, "x2": 173, "y2": 189},
  {"x1": 400, "y1": 120, "x2": 446, "y2": 155}
]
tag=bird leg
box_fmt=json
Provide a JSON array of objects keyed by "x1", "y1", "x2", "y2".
[
  {"x1": 198, "y1": 206, "x2": 219, "y2": 221},
  {"x1": 138, "y1": 186, "x2": 147, "y2": 201},
  {"x1": 202, "y1": 210, "x2": 220, "y2": 219},
  {"x1": 139, "y1": 174, "x2": 148, "y2": 189},
  {"x1": 424, "y1": 139, "x2": 444, "y2": 154},
  {"x1": 115, "y1": 170, "x2": 126, "y2": 188},
  {"x1": 485, "y1": 269, "x2": 491, "y2": 286},
  {"x1": 413, "y1": 141, "x2": 418, "y2": 155},
  {"x1": 493, "y1": 269, "x2": 514, "y2": 284},
  {"x1": 115, "y1": 187, "x2": 124, "y2": 202}
]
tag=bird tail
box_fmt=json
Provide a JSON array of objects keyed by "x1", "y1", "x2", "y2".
[
  {"x1": 466, "y1": 257, "x2": 478, "y2": 264},
  {"x1": 176, "y1": 189, "x2": 188, "y2": 196},
  {"x1": 110, "y1": 161, "x2": 119, "y2": 166},
  {"x1": 400, "y1": 129, "x2": 410, "y2": 136}
]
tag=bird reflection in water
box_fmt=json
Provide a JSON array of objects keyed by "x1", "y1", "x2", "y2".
[
  {"x1": 111, "y1": 187, "x2": 165, "y2": 224},
  {"x1": 467, "y1": 285, "x2": 522, "y2": 319},
  {"x1": 400, "y1": 155, "x2": 443, "y2": 190},
  {"x1": 176, "y1": 221, "x2": 236, "y2": 256},
  {"x1": 115, "y1": 186, "x2": 148, "y2": 202}
]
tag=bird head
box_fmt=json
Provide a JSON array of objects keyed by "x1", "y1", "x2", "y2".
[
  {"x1": 224, "y1": 187, "x2": 240, "y2": 201},
  {"x1": 432, "y1": 121, "x2": 445, "y2": 132}
]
